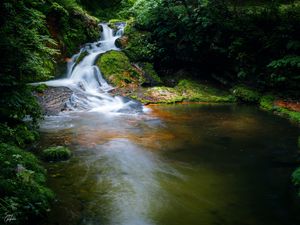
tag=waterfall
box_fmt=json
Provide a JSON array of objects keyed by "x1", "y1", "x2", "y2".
[{"x1": 43, "y1": 23, "x2": 143, "y2": 114}]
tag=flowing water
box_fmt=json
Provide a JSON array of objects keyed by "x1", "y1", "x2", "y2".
[
  {"x1": 38, "y1": 25, "x2": 300, "y2": 225},
  {"x1": 43, "y1": 23, "x2": 142, "y2": 114}
]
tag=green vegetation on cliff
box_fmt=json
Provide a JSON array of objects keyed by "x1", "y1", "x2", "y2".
[
  {"x1": 128, "y1": 0, "x2": 300, "y2": 96},
  {"x1": 0, "y1": 0, "x2": 101, "y2": 224}
]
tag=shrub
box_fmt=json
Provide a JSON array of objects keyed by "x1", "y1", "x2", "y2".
[
  {"x1": 42, "y1": 146, "x2": 71, "y2": 162},
  {"x1": 232, "y1": 86, "x2": 261, "y2": 103},
  {"x1": 259, "y1": 95, "x2": 275, "y2": 111},
  {"x1": 0, "y1": 143, "x2": 54, "y2": 225},
  {"x1": 292, "y1": 167, "x2": 300, "y2": 197}
]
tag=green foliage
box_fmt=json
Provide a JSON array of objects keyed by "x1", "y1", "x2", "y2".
[
  {"x1": 0, "y1": 83, "x2": 42, "y2": 125},
  {"x1": 32, "y1": 84, "x2": 49, "y2": 93},
  {"x1": 259, "y1": 95, "x2": 275, "y2": 111},
  {"x1": 123, "y1": 19, "x2": 158, "y2": 62},
  {"x1": 128, "y1": 0, "x2": 300, "y2": 94},
  {"x1": 232, "y1": 86, "x2": 261, "y2": 103},
  {"x1": 275, "y1": 107, "x2": 300, "y2": 123},
  {"x1": 0, "y1": 0, "x2": 58, "y2": 82},
  {"x1": 0, "y1": 143, "x2": 54, "y2": 225},
  {"x1": 42, "y1": 146, "x2": 71, "y2": 162},
  {"x1": 46, "y1": 2, "x2": 100, "y2": 57},
  {"x1": 97, "y1": 50, "x2": 143, "y2": 87},
  {"x1": 258, "y1": 94, "x2": 300, "y2": 123},
  {"x1": 267, "y1": 55, "x2": 300, "y2": 88},
  {"x1": 0, "y1": 123, "x2": 38, "y2": 149},
  {"x1": 292, "y1": 167, "x2": 300, "y2": 197},
  {"x1": 79, "y1": 0, "x2": 136, "y2": 20},
  {"x1": 129, "y1": 0, "x2": 162, "y2": 27},
  {"x1": 0, "y1": 1, "x2": 102, "y2": 224}
]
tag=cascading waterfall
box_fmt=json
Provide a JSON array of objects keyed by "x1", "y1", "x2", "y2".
[{"x1": 44, "y1": 23, "x2": 142, "y2": 114}]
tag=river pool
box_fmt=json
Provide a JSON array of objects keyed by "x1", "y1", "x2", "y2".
[{"x1": 38, "y1": 104, "x2": 300, "y2": 225}]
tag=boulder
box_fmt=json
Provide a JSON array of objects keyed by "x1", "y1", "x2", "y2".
[{"x1": 34, "y1": 86, "x2": 73, "y2": 116}]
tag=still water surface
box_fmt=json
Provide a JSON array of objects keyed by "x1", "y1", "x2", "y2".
[{"x1": 39, "y1": 104, "x2": 300, "y2": 225}]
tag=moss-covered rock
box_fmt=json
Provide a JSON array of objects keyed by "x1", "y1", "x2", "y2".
[
  {"x1": 142, "y1": 87, "x2": 183, "y2": 104},
  {"x1": 42, "y1": 146, "x2": 71, "y2": 162},
  {"x1": 177, "y1": 79, "x2": 235, "y2": 102},
  {"x1": 130, "y1": 79, "x2": 234, "y2": 104},
  {"x1": 96, "y1": 50, "x2": 143, "y2": 88},
  {"x1": 231, "y1": 86, "x2": 261, "y2": 103}
]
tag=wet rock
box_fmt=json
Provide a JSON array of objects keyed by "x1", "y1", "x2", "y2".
[
  {"x1": 34, "y1": 86, "x2": 73, "y2": 116},
  {"x1": 115, "y1": 36, "x2": 129, "y2": 49}
]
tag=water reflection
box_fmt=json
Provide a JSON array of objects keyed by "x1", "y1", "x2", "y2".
[{"x1": 39, "y1": 104, "x2": 299, "y2": 225}]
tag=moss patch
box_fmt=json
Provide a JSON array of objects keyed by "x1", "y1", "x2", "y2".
[
  {"x1": 42, "y1": 146, "x2": 71, "y2": 162},
  {"x1": 259, "y1": 95, "x2": 300, "y2": 124},
  {"x1": 96, "y1": 50, "x2": 143, "y2": 88},
  {"x1": 130, "y1": 79, "x2": 234, "y2": 104},
  {"x1": 177, "y1": 79, "x2": 235, "y2": 102}
]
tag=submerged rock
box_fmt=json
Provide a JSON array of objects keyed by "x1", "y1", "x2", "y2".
[{"x1": 34, "y1": 86, "x2": 73, "y2": 116}]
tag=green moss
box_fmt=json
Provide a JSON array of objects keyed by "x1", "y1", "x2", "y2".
[
  {"x1": 292, "y1": 167, "x2": 300, "y2": 197},
  {"x1": 177, "y1": 79, "x2": 235, "y2": 102},
  {"x1": 0, "y1": 123, "x2": 38, "y2": 148},
  {"x1": 0, "y1": 143, "x2": 54, "y2": 224},
  {"x1": 42, "y1": 146, "x2": 71, "y2": 162},
  {"x1": 132, "y1": 79, "x2": 234, "y2": 104},
  {"x1": 259, "y1": 95, "x2": 275, "y2": 111},
  {"x1": 75, "y1": 50, "x2": 89, "y2": 65},
  {"x1": 276, "y1": 107, "x2": 300, "y2": 123},
  {"x1": 232, "y1": 86, "x2": 261, "y2": 103},
  {"x1": 259, "y1": 94, "x2": 300, "y2": 123},
  {"x1": 97, "y1": 50, "x2": 142, "y2": 87}
]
